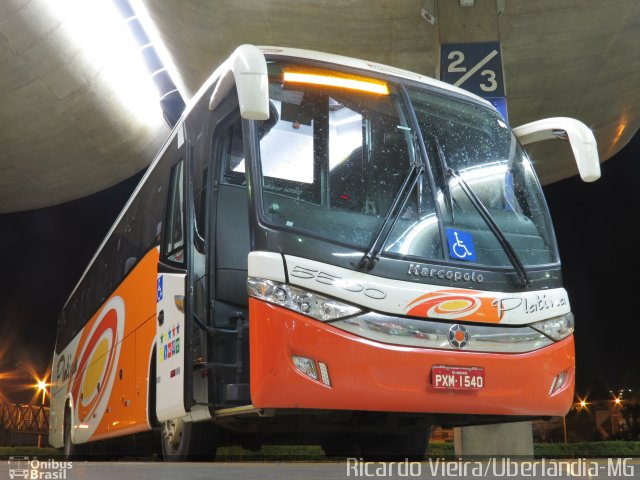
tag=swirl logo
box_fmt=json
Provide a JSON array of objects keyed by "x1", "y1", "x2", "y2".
[
  {"x1": 448, "y1": 324, "x2": 470, "y2": 349},
  {"x1": 69, "y1": 296, "x2": 125, "y2": 435},
  {"x1": 405, "y1": 289, "x2": 500, "y2": 323}
]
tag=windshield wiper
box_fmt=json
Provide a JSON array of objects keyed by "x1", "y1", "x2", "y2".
[
  {"x1": 431, "y1": 139, "x2": 529, "y2": 287},
  {"x1": 433, "y1": 139, "x2": 456, "y2": 224},
  {"x1": 447, "y1": 167, "x2": 530, "y2": 288},
  {"x1": 358, "y1": 160, "x2": 423, "y2": 272}
]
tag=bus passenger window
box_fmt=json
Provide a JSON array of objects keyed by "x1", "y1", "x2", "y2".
[{"x1": 163, "y1": 159, "x2": 185, "y2": 264}]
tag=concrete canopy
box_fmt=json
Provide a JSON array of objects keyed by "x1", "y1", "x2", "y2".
[{"x1": 1, "y1": 0, "x2": 639, "y2": 213}]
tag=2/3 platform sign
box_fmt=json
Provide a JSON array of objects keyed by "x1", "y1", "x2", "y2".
[{"x1": 440, "y1": 42, "x2": 505, "y2": 97}]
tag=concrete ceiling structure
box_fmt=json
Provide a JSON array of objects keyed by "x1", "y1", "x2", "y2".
[{"x1": 1, "y1": 0, "x2": 639, "y2": 213}]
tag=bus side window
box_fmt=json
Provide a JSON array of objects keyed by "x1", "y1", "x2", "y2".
[
  {"x1": 221, "y1": 119, "x2": 246, "y2": 186},
  {"x1": 163, "y1": 159, "x2": 186, "y2": 265}
]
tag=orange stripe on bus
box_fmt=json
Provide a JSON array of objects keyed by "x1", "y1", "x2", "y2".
[{"x1": 67, "y1": 248, "x2": 159, "y2": 440}]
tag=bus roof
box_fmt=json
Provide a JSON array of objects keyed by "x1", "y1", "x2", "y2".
[{"x1": 257, "y1": 46, "x2": 493, "y2": 109}]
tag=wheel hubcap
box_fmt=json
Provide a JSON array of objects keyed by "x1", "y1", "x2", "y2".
[{"x1": 162, "y1": 418, "x2": 184, "y2": 451}]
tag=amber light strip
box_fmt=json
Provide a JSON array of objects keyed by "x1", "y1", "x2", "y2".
[{"x1": 283, "y1": 71, "x2": 389, "y2": 95}]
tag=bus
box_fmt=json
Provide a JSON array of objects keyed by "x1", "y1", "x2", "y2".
[{"x1": 49, "y1": 45, "x2": 600, "y2": 460}]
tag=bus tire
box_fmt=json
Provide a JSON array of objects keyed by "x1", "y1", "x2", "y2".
[
  {"x1": 160, "y1": 418, "x2": 216, "y2": 461},
  {"x1": 63, "y1": 404, "x2": 88, "y2": 460},
  {"x1": 357, "y1": 429, "x2": 430, "y2": 461}
]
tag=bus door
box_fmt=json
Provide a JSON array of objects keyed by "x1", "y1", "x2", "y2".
[
  {"x1": 156, "y1": 125, "x2": 193, "y2": 422},
  {"x1": 203, "y1": 95, "x2": 253, "y2": 408}
]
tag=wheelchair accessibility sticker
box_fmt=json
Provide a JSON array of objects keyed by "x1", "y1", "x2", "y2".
[
  {"x1": 446, "y1": 228, "x2": 476, "y2": 262},
  {"x1": 157, "y1": 275, "x2": 163, "y2": 303}
]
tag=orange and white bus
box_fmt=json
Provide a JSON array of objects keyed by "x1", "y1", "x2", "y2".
[{"x1": 49, "y1": 45, "x2": 600, "y2": 460}]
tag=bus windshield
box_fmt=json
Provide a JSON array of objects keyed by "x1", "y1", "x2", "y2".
[{"x1": 255, "y1": 62, "x2": 558, "y2": 269}]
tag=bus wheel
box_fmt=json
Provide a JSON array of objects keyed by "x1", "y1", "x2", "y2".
[
  {"x1": 357, "y1": 429, "x2": 430, "y2": 461},
  {"x1": 63, "y1": 405, "x2": 87, "y2": 460},
  {"x1": 160, "y1": 418, "x2": 216, "y2": 461}
]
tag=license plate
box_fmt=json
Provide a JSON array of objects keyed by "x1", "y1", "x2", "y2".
[{"x1": 431, "y1": 365, "x2": 485, "y2": 390}]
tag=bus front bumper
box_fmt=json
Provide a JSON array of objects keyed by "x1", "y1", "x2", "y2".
[{"x1": 249, "y1": 298, "x2": 574, "y2": 418}]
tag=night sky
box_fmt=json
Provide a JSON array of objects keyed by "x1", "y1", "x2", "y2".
[
  {"x1": 0, "y1": 170, "x2": 144, "y2": 403},
  {"x1": 0, "y1": 132, "x2": 638, "y2": 404},
  {"x1": 544, "y1": 132, "x2": 640, "y2": 399}
]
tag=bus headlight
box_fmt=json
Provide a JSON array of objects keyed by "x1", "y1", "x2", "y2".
[
  {"x1": 530, "y1": 312, "x2": 574, "y2": 341},
  {"x1": 247, "y1": 277, "x2": 361, "y2": 321}
]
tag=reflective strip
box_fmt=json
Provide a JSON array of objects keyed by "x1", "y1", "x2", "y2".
[{"x1": 330, "y1": 312, "x2": 553, "y2": 353}]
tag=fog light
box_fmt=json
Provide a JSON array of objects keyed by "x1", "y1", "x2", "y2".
[
  {"x1": 292, "y1": 355, "x2": 318, "y2": 380},
  {"x1": 549, "y1": 370, "x2": 568, "y2": 396},
  {"x1": 318, "y1": 362, "x2": 331, "y2": 387}
]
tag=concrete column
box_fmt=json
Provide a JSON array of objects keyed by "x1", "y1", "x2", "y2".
[
  {"x1": 435, "y1": 3, "x2": 532, "y2": 456},
  {"x1": 435, "y1": 0, "x2": 501, "y2": 79},
  {"x1": 436, "y1": 0, "x2": 500, "y2": 43},
  {"x1": 454, "y1": 421, "x2": 534, "y2": 457}
]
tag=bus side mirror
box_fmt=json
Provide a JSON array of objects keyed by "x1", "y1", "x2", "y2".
[
  {"x1": 209, "y1": 44, "x2": 269, "y2": 121},
  {"x1": 513, "y1": 117, "x2": 601, "y2": 182}
]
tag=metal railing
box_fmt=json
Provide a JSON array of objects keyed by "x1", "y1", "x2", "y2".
[{"x1": 0, "y1": 403, "x2": 49, "y2": 446}]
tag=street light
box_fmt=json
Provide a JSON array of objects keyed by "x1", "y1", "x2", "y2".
[
  {"x1": 575, "y1": 395, "x2": 589, "y2": 411},
  {"x1": 565, "y1": 397, "x2": 590, "y2": 443},
  {"x1": 610, "y1": 397, "x2": 623, "y2": 437},
  {"x1": 36, "y1": 380, "x2": 47, "y2": 405},
  {"x1": 34, "y1": 376, "x2": 49, "y2": 448}
]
